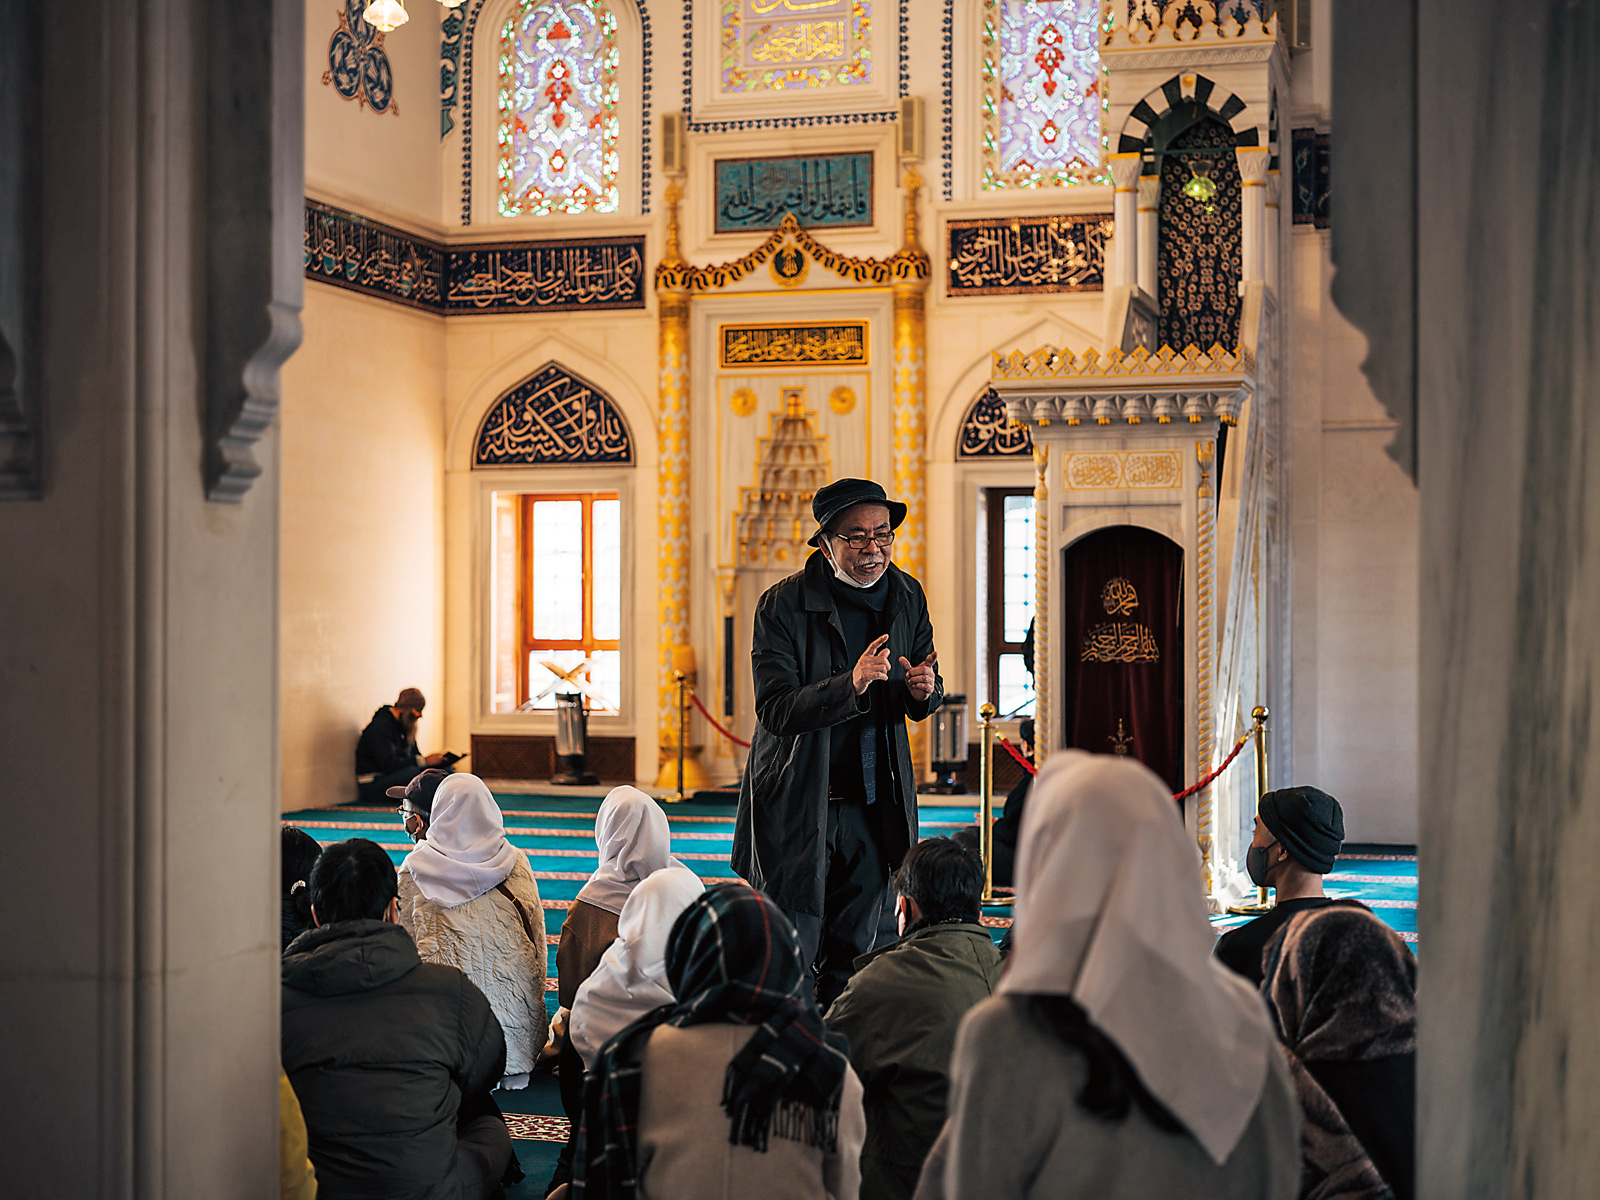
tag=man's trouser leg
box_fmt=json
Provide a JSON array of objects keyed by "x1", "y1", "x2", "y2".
[
  {"x1": 453, "y1": 1110, "x2": 513, "y2": 1200},
  {"x1": 355, "y1": 764, "x2": 423, "y2": 805},
  {"x1": 813, "y1": 798, "x2": 889, "y2": 1009}
]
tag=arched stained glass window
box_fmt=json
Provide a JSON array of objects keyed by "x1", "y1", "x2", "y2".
[
  {"x1": 498, "y1": 0, "x2": 621, "y2": 217},
  {"x1": 981, "y1": 0, "x2": 1104, "y2": 190}
]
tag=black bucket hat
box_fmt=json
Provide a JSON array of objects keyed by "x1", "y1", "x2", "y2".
[{"x1": 807, "y1": 478, "x2": 908, "y2": 547}]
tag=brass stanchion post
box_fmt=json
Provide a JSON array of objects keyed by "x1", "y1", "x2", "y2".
[
  {"x1": 977, "y1": 703, "x2": 1013, "y2": 907},
  {"x1": 674, "y1": 670, "x2": 687, "y2": 803},
  {"x1": 1227, "y1": 705, "x2": 1273, "y2": 915}
]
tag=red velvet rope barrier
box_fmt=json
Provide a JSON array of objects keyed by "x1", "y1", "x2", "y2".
[
  {"x1": 996, "y1": 729, "x2": 1255, "y2": 802},
  {"x1": 690, "y1": 691, "x2": 752, "y2": 749}
]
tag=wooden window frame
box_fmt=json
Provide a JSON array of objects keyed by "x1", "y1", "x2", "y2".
[
  {"x1": 517, "y1": 491, "x2": 621, "y2": 708},
  {"x1": 984, "y1": 486, "x2": 1034, "y2": 712}
]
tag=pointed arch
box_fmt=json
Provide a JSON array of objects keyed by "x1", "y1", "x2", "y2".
[{"x1": 473, "y1": 361, "x2": 635, "y2": 467}]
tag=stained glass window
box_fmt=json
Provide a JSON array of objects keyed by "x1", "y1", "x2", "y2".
[
  {"x1": 498, "y1": 0, "x2": 620, "y2": 218},
  {"x1": 981, "y1": 0, "x2": 1104, "y2": 190},
  {"x1": 722, "y1": 0, "x2": 872, "y2": 94}
]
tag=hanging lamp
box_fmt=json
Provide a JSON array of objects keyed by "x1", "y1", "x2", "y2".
[
  {"x1": 1182, "y1": 159, "x2": 1217, "y2": 203},
  {"x1": 363, "y1": 0, "x2": 409, "y2": 31}
]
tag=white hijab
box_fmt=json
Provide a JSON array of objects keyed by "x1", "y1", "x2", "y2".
[
  {"x1": 1001, "y1": 752, "x2": 1276, "y2": 1165},
  {"x1": 573, "y1": 786, "x2": 685, "y2": 916},
  {"x1": 403, "y1": 774, "x2": 521, "y2": 908},
  {"x1": 569, "y1": 865, "x2": 705, "y2": 1067}
]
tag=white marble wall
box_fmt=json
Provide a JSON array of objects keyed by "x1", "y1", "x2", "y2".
[{"x1": 1336, "y1": 1, "x2": 1600, "y2": 1193}]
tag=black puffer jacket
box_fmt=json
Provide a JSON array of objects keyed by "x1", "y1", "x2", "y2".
[
  {"x1": 734, "y1": 552, "x2": 943, "y2": 915},
  {"x1": 282, "y1": 919, "x2": 506, "y2": 1200}
]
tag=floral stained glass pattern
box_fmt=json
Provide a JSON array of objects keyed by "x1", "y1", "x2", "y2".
[
  {"x1": 499, "y1": 0, "x2": 621, "y2": 217},
  {"x1": 981, "y1": 0, "x2": 1104, "y2": 190},
  {"x1": 721, "y1": 0, "x2": 872, "y2": 94}
]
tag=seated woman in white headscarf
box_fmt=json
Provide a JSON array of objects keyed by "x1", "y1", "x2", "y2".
[
  {"x1": 921, "y1": 753, "x2": 1300, "y2": 1200},
  {"x1": 569, "y1": 865, "x2": 705, "y2": 1068},
  {"x1": 396, "y1": 772, "x2": 548, "y2": 1090},
  {"x1": 547, "y1": 786, "x2": 686, "y2": 1194}
]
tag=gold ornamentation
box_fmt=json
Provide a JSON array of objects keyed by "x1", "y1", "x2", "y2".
[
  {"x1": 1123, "y1": 452, "x2": 1181, "y2": 487},
  {"x1": 719, "y1": 322, "x2": 868, "y2": 368},
  {"x1": 1032, "y1": 443, "x2": 1050, "y2": 764},
  {"x1": 770, "y1": 245, "x2": 808, "y2": 288},
  {"x1": 1065, "y1": 454, "x2": 1121, "y2": 489},
  {"x1": 828, "y1": 384, "x2": 856, "y2": 414},
  {"x1": 1101, "y1": 577, "x2": 1138, "y2": 616},
  {"x1": 665, "y1": 213, "x2": 930, "y2": 294},
  {"x1": 991, "y1": 341, "x2": 1255, "y2": 380},
  {"x1": 730, "y1": 387, "x2": 758, "y2": 416},
  {"x1": 1108, "y1": 718, "x2": 1134, "y2": 756},
  {"x1": 1194, "y1": 440, "x2": 1217, "y2": 892}
]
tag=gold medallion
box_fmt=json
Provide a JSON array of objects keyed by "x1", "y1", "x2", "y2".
[
  {"x1": 828, "y1": 385, "x2": 857, "y2": 415},
  {"x1": 730, "y1": 387, "x2": 758, "y2": 417}
]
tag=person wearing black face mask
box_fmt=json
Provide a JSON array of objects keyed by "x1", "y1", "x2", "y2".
[{"x1": 1213, "y1": 785, "x2": 1346, "y2": 985}]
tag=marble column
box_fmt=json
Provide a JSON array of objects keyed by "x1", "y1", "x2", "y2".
[
  {"x1": 1236, "y1": 146, "x2": 1270, "y2": 284},
  {"x1": 1137, "y1": 172, "x2": 1160, "y2": 298},
  {"x1": 1109, "y1": 153, "x2": 1141, "y2": 289},
  {"x1": 1332, "y1": 1, "x2": 1600, "y2": 1194},
  {"x1": 1264, "y1": 168, "x2": 1281, "y2": 293},
  {"x1": 0, "y1": 0, "x2": 299, "y2": 1191},
  {"x1": 653, "y1": 178, "x2": 709, "y2": 791}
]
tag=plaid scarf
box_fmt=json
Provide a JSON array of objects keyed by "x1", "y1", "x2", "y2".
[{"x1": 572, "y1": 883, "x2": 850, "y2": 1200}]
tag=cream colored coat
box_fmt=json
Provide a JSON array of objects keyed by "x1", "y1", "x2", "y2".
[{"x1": 398, "y1": 853, "x2": 549, "y2": 1076}]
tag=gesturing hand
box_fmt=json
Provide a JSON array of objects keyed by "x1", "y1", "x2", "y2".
[
  {"x1": 853, "y1": 634, "x2": 892, "y2": 695},
  {"x1": 899, "y1": 651, "x2": 939, "y2": 702}
]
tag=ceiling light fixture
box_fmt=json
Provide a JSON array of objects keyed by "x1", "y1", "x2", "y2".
[{"x1": 363, "y1": 0, "x2": 409, "y2": 32}]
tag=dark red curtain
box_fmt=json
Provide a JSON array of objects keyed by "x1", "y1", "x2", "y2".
[{"x1": 1059, "y1": 526, "x2": 1184, "y2": 792}]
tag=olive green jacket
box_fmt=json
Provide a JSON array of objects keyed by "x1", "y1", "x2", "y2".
[{"x1": 825, "y1": 922, "x2": 1003, "y2": 1200}]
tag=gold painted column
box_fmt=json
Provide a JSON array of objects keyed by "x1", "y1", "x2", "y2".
[
  {"x1": 654, "y1": 178, "x2": 710, "y2": 790},
  {"x1": 1031, "y1": 442, "x2": 1050, "y2": 765},
  {"x1": 1194, "y1": 438, "x2": 1218, "y2": 894},
  {"x1": 890, "y1": 166, "x2": 932, "y2": 778}
]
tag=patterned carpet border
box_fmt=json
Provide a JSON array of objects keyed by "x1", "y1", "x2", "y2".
[{"x1": 504, "y1": 1113, "x2": 570, "y2": 1143}]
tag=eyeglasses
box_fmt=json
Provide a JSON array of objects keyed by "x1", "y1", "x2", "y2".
[{"x1": 829, "y1": 529, "x2": 895, "y2": 551}]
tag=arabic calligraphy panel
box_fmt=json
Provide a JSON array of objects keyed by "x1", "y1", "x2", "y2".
[
  {"x1": 957, "y1": 387, "x2": 1033, "y2": 457},
  {"x1": 304, "y1": 200, "x2": 446, "y2": 312},
  {"x1": 714, "y1": 152, "x2": 874, "y2": 233},
  {"x1": 946, "y1": 215, "x2": 1110, "y2": 296},
  {"x1": 1062, "y1": 451, "x2": 1182, "y2": 490},
  {"x1": 722, "y1": 0, "x2": 872, "y2": 94},
  {"x1": 445, "y1": 236, "x2": 647, "y2": 313},
  {"x1": 474, "y1": 363, "x2": 635, "y2": 466},
  {"x1": 719, "y1": 321, "x2": 869, "y2": 368}
]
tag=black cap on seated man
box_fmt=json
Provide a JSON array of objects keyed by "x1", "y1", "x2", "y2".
[
  {"x1": 391, "y1": 767, "x2": 451, "y2": 844},
  {"x1": 1213, "y1": 785, "x2": 1346, "y2": 985},
  {"x1": 281, "y1": 837, "x2": 513, "y2": 1200},
  {"x1": 353, "y1": 688, "x2": 453, "y2": 806},
  {"x1": 733, "y1": 477, "x2": 944, "y2": 1008}
]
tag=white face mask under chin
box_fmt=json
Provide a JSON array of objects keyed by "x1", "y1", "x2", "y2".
[{"x1": 822, "y1": 543, "x2": 883, "y2": 589}]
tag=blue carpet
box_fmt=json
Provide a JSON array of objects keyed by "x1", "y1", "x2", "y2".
[{"x1": 282, "y1": 791, "x2": 1418, "y2": 1176}]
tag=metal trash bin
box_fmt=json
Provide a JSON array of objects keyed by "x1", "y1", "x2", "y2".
[
  {"x1": 551, "y1": 692, "x2": 599, "y2": 785},
  {"x1": 920, "y1": 693, "x2": 969, "y2": 794}
]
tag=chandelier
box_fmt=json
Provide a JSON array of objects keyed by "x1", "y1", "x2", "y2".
[{"x1": 362, "y1": 0, "x2": 464, "y2": 33}]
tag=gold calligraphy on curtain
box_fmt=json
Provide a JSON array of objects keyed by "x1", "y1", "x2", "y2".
[{"x1": 1081, "y1": 576, "x2": 1161, "y2": 663}]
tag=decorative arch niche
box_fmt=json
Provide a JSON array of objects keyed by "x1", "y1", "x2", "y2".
[
  {"x1": 957, "y1": 386, "x2": 1033, "y2": 458},
  {"x1": 473, "y1": 362, "x2": 635, "y2": 467}
]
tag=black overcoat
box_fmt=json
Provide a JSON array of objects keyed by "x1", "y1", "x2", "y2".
[{"x1": 733, "y1": 551, "x2": 943, "y2": 916}]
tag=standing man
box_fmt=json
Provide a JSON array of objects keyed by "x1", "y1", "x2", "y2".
[
  {"x1": 354, "y1": 688, "x2": 452, "y2": 806},
  {"x1": 734, "y1": 478, "x2": 943, "y2": 1006}
]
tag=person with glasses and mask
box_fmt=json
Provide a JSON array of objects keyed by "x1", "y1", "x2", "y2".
[{"x1": 734, "y1": 478, "x2": 944, "y2": 1008}]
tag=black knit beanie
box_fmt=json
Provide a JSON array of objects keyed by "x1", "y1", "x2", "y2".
[{"x1": 1258, "y1": 786, "x2": 1345, "y2": 874}]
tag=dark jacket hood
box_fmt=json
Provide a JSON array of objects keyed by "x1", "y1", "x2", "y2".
[{"x1": 282, "y1": 918, "x2": 420, "y2": 997}]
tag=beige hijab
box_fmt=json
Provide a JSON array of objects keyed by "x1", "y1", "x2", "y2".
[{"x1": 1000, "y1": 751, "x2": 1276, "y2": 1165}]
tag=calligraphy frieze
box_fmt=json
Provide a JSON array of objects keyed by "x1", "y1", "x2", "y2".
[
  {"x1": 1063, "y1": 451, "x2": 1182, "y2": 490},
  {"x1": 719, "y1": 322, "x2": 870, "y2": 369},
  {"x1": 303, "y1": 199, "x2": 647, "y2": 315},
  {"x1": 445, "y1": 237, "x2": 646, "y2": 313},
  {"x1": 714, "y1": 152, "x2": 874, "y2": 234},
  {"x1": 474, "y1": 363, "x2": 634, "y2": 467},
  {"x1": 946, "y1": 214, "x2": 1111, "y2": 297},
  {"x1": 305, "y1": 199, "x2": 446, "y2": 312}
]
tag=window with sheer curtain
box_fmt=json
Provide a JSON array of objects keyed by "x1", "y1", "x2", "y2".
[
  {"x1": 498, "y1": 0, "x2": 621, "y2": 216},
  {"x1": 491, "y1": 492, "x2": 622, "y2": 713},
  {"x1": 981, "y1": 0, "x2": 1104, "y2": 191},
  {"x1": 984, "y1": 487, "x2": 1037, "y2": 717}
]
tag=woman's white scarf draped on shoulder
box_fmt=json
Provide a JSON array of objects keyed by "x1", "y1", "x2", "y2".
[
  {"x1": 575, "y1": 785, "x2": 685, "y2": 916},
  {"x1": 1001, "y1": 751, "x2": 1277, "y2": 1166},
  {"x1": 403, "y1": 773, "x2": 521, "y2": 908},
  {"x1": 570, "y1": 865, "x2": 705, "y2": 1067}
]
